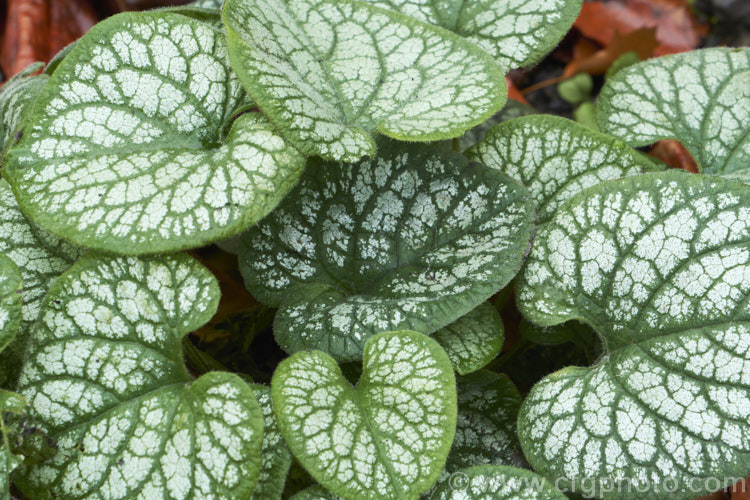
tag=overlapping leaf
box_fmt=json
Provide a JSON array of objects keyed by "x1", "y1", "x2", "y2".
[
  {"x1": 240, "y1": 139, "x2": 534, "y2": 361},
  {"x1": 0, "y1": 390, "x2": 26, "y2": 500},
  {"x1": 0, "y1": 180, "x2": 82, "y2": 338},
  {"x1": 0, "y1": 179, "x2": 83, "y2": 386},
  {"x1": 432, "y1": 303, "x2": 504, "y2": 375},
  {"x1": 517, "y1": 171, "x2": 750, "y2": 499},
  {"x1": 468, "y1": 115, "x2": 658, "y2": 222},
  {"x1": 250, "y1": 384, "x2": 292, "y2": 500},
  {"x1": 598, "y1": 47, "x2": 750, "y2": 175},
  {"x1": 5, "y1": 12, "x2": 305, "y2": 254},
  {"x1": 447, "y1": 371, "x2": 525, "y2": 473},
  {"x1": 0, "y1": 63, "x2": 48, "y2": 157},
  {"x1": 222, "y1": 0, "x2": 506, "y2": 162},
  {"x1": 0, "y1": 256, "x2": 21, "y2": 354},
  {"x1": 431, "y1": 465, "x2": 567, "y2": 500},
  {"x1": 0, "y1": 255, "x2": 24, "y2": 500},
  {"x1": 357, "y1": 0, "x2": 582, "y2": 71},
  {"x1": 272, "y1": 331, "x2": 457, "y2": 500},
  {"x1": 15, "y1": 254, "x2": 264, "y2": 499}
]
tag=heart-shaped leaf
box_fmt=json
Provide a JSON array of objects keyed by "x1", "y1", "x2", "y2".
[
  {"x1": 0, "y1": 179, "x2": 83, "y2": 386},
  {"x1": 517, "y1": 171, "x2": 750, "y2": 499},
  {"x1": 5, "y1": 11, "x2": 305, "y2": 255},
  {"x1": 14, "y1": 253, "x2": 264, "y2": 499},
  {"x1": 240, "y1": 139, "x2": 534, "y2": 361},
  {"x1": 0, "y1": 63, "x2": 48, "y2": 157},
  {"x1": 467, "y1": 115, "x2": 659, "y2": 223},
  {"x1": 598, "y1": 47, "x2": 750, "y2": 175},
  {"x1": 356, "y1": 0, "x2": 582, "y2": 71},
  {"x1": 432, "y1": 303, "x2": 504, "y2": 375},
  {"x1": 430, "y1": 465, "x2": 567, "y2": 500},
  {"x1": 250, "y1": 383, "x2": 293, "y2": 500},
  {"x1": 272, "y1": 331, "x2": 457, "y2": 500},
  {"x1": 222, "y1": 0, "x2": 506, "y2": 162}
]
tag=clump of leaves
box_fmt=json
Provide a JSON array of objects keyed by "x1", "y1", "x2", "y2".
[{"x1": 0, "y1": 0, "x2": 746, "y2": 499}]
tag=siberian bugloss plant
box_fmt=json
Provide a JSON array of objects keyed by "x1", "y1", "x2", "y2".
[{"x1": 0, "y1": 0, "x2": 745, "y2": 499}]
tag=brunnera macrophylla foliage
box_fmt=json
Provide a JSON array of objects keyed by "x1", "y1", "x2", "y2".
[
  {"x1": 598, "y1": 47, "x2": 750, "y2": 177},
  {"x1": 15, "y1": 254, "x2": 265, "y2": 499},
  {"x1": 239, "y1": 138, "x2": 534, "y2": 362},
  {"x1": 6, "y1": 12, "x2": 306, "y2": 255},
  {"x1": 467, "y1": 115, "x2": 663, "y2": 223},
  {"x1": 355, "y1": 0, "x2": 582, "y2": 73},
  {"x1": 14, "y1": 0, "x2": 750, "y2": 499},
  {"x1": 517, "y1": 172, "x2": 750, "y2": 500},
  {"x1": 222, "y1": 0, "x2": 508, "y2": 162},
  {"x1": 272, "y1": 331, "x2": 457, "y2": 500}
]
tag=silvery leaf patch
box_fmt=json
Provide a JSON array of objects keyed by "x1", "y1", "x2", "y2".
[
  {"x1": 272, "y1": 331, "x2": 457, "y2": 500},
  {"x1": 222, "y1": 0, "x2": 507, "y2": 162},
  {"x1": 432, "y1": 302, "x2": 504, "y2": 375},
  {"x1": 467, "y1": 115, "x2": 659, "y2": 223},
  {"x1": 430, "y1": 465, "x2": 567, "y2": 500},
  {"x1": 598, "y1": 47, "x2": 750, "y2": 176},
  {"x1": 0, "y1": 63, "x2": 48, "y2": 156},
  {"x1": 14, "y1": 254, "x2": 264, "y2": 499},
  {"x1": 356, "y1": 0, "x2": 582, "y2": 71},
  {"x1": 517, "y1": 171, "x2": 750, "y2": 499},
  {"x1": 5, "y1": 12, "x2": 305, "y2": 255},
  {"x1": 240, "y1": 139, "x2": 534, "y2": 361}
]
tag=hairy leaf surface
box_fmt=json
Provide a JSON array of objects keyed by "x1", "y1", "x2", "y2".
[
  {"x1": 517, "y1": 171, "x2": 750, "y2": 499},
  {"x1": 241, "y1": 139, "x2": 534, "y2": 361},
  {"x1": 357, "y1": 0, "x2": 582, "y2": 70},
  {"x1": 222, "y1": 0, "x2": 506, "y2": 162},
  {"x1": 272, "y1": 331, "x2": 457, "y2": 500},
  {"x1": 598, "y1": 48, "x2": 750, "y2": 175},
  {"x1": 432, "y1": 303, "x2": 504, "y2": 375},
  {"x1": 431, "y1": 465, "x2": 567, "y2": 500},
  {"x1": 468, "y1": 115, "x2": 657, "y2": 222},
  {"x1": 6, "y1": 12, "x2": 305, "y2": 254},
  {"x1": 15, "y1": 254, "x2": 264, "y2": 499}
]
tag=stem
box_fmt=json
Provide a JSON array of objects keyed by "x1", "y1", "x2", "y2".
[{"x1": 182, "y1": 336, "x2": 228, "y2": 375}]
